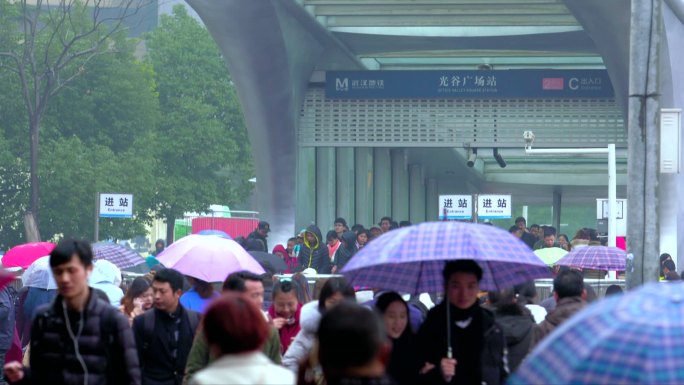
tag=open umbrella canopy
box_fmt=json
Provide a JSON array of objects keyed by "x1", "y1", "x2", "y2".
[
  {"x1": 341, "y1": 221, "x2": 551, "y2": 293},
  {"x1": 157, "y1": 234, "x2": 264, "y2": 282},
  {"x1": 510, "y1": 282, "x2": 684, "y2": 385},
  {"x1": 89, "y1": 259, "x2": 122, "y2": 285},
  {"x1": 534, "y1": 247, "x2": 568, "y2": 266},
  {"x1": 555, "y1": 246, "x2": 627, "y2": 271},
  {"x1": 3, "y1": 242, "x2": 55, "y2": 269},
  {"x1": 248, "y1": 251, "x2": 288, "y2": 273},
  {"x1": 197, "y1": 230, "x2": 232, "y2": 239},
  {"x1": 93, "y1": 242, "x2": 144, "y2": 270},
  {"x1": 22, "y1": 256, "x2": 57, "y2": 290}
]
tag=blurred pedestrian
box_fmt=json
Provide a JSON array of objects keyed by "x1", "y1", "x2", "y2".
[
  {"x1": 334, "y1": 218, "x2": 348, "y2": 239},
  {"x1": 356, "y1": 229, "x2": 371, "y2": 250},
  {"x1": 248, "y1": 221, "x2": 271, "y2": 252},
  {"x1": 605, "y1": 284, "x2": 623, "y2": 296},
  {"x1": 152, "y1": 239, "x2": 165, "y2": 256},
  {"x1": 296, "y1": 225, "x2": 331, "y2": 274},
  {"x1": 416, "y1": 260, "x2": 507, "y2": 385},
  {"x1": 331, "y1": 231, "x2": 357, "y2": 273},
  {"x1": 513, "y1": 281, "x2": 547, "y2": 324},
  {"x1": 267, "y1": 281, "x2": 302, "y2": 354},
  {"x1": 15, "y1": 286, "x2": 57, "y2": 348},
  {"x1": 487, "y1": 289, "x2": 535, "y2": 372},
  {"x1": 133, "y1": 268, "x2": 200, "y2": 385},
  {"x1": 3, "y1": 239, "x2": 140, "y2": 385},
  {"x1": 190, "y1": 294, "x2": 294, "y2": 385},
  {"x1": 273, "y1": 244, "x2": 297, "y2": 274},
  {"x1": 379, "y1": 217, "x2": 393, "y2": 233},
  {"x1": 180, "y1": 276, "x2": 219, "y2": 313},
  {"x1": 291, "y1": 273, "x2": 312, "y2": 304},
  {"x1": 283, "y1": 277, "x2": 356, "y2": 372},
  {"x1": 660, "y1": 253, "x2": 673, "y2": 280},
  {"x1": 326, "y1": 231, "x2": 342, "y2": 265},
  {"x1": 370, "y1": 226, "x2": 383, "y2": 240},
  {"x1": 529, "y1": 269, "x2": 586, "y2": 350},
  {"x1": 557, "y1": 234, "x2": 570, "y2": 251},
  {"x1": 375, "y1": 292, "x2": 419, "y2": 385},
  {"x1": 317, "y1": 303, "x2": 393, "y2": 385},
  {"x1": 120, "y1": 276, "x2": 153, "y2": 325}
]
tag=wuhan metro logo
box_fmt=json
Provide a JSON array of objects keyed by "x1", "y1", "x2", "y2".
[{"x1": 335, "y1": 78, "x2": 349, "y2": 91}]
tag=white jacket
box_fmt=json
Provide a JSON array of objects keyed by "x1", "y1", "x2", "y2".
[
  {"x1": 282, "y1": 301, "x2": 321, "y2": 372},
  {"x1": 190, "y1": 351, "x2": 294, "y2": 385}
]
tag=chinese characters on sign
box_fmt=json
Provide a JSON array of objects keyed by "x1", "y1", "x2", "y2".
[
  {"x1": 477, "y1": 195, "x2": 512, "y2": 219},
  {"x1": 99, "y1": 193, "x2": 133, "y2": 218},
  {"x1": 438, "y1": 195, "x2": 472, "y2": 220},
  {"x1": 437, "y1": 74, "x2": 498, "y2": 95}
]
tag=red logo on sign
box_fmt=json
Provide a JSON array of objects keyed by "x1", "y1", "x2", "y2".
[{"x1": 542, "y1": 78, "x2": 564, "y2": 90}]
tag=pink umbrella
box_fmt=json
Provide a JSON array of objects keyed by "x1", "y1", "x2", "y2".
[
  {"x1": 156, "y1": 235, "x2": 264, "y2": 282},
  {"x1": 2, "y1": 242, "x2": 55, "y2": 269}
]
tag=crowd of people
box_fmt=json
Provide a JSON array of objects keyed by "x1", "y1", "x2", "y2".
[{"x1": 0, "y1": 214, "x2": 669, "y2": 385}]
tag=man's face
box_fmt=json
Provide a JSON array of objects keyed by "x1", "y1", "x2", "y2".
[
  {"x1": 296, "y1": 236, "x2": 304, "y2": 245},
  {"x1": 52, "y1": 255, "x2": 92, "y2": 300},
  {"x1": 446, "y1": 272, "x2": 480, "y2": 310},
  {"x1": 531, "y1": 227, "x2": 540, "y2": 238},
  {"x1": 244, "y1": 280, "x2": 265, "y2": 309},
  {"x1": 516, "y1": 221, "x2": 526, "y2": 231},
  {"x1": 334, "y1": 223, "x2": 345, "y2": 234},
  {"x1": 544, "y1": 235, "x2": 556, "y2": 247},
  {"x1": 370, "y1": 227, "x2": 382, "y2": 238},
  {"x1": 305, "y1": 232, "x2": 316, "y2": 245},
  {"x1": 380, "y1": 220, "x2": 391, "y2": 232},
  {"x1": 511, "y1": 229, "x2": 523, "y2": 239},
  {"x1": 152, "y1": 281, "x2": 181, "y2": 313},
  {"x1": 258, "y1": 227, "x2": 269, "y2": 237},
  {"x1": 286, "y1": 240, "x2": 295, "y2": 254}
]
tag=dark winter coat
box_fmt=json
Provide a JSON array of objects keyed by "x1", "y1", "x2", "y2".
[
  {"x1": 333, "y1": 231, "x2": 358, "y2": 270},
  {"x1": 21, "y1": 289, "x2": 141, "y2": 385},
  {"x1": 530, "y1": 296, "x2": 585, "y2": 350},
  {"x1": 133, "y1": 306, "x2": 199, "y2": 385},
  {"x1": 493, "y1": 309, "x2": 535, "y2": 372},
  {"x1": 16, "y1": 287, "x2": 57, "y2": 347},
  {"x1": 416, "y1": 302, "x2": 508, "y2": 385},
  {"x1": 296, "y1": 225, "x2": 331, "y2": 274},
  {"x1": 247, "y1": 230, "x2": 268, "y2": 252}
]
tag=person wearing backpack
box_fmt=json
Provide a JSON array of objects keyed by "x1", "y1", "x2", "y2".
[
  {"x1": 3, "y1": 239, "x2": 141, "y2": 385},
  {"x1": 133, "y1": 269, "x2": 199, "y2": 385}
]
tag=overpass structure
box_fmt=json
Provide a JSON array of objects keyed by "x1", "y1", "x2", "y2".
[{"x1": 186, "y1": 0, "x2": 684, "y2": 280}]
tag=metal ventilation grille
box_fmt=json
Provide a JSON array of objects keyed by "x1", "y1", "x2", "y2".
[{"x1": 298, "y1": 88, "x2": 626, "y2": 148}]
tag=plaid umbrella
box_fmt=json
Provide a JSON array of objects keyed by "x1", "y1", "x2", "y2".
[
  {"x1": 510, "y1": 282, "x2": 684, "y2": 385},
  {"x1": 92, "y1": 242, "x2": 144, "y2": 270},
  {"x1": 555, "y1": 245, "x2": 626, "y2": 271},
  {"x1": 534, "y1": 247, "x2": 568, "y2": 266},
  {"x1": 341, "y1": 221, "x2": 552, "y2": 293}
]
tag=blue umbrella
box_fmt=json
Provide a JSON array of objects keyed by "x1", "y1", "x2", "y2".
[
  {"x1": 341, "y1": 221, "x2": 551, "y2": 293},
  {"x1": 197, "y1": 229, "x2": 232, "y2": 239},
  {"x1": 510, "y1": 282, "x2": 684, "y2": 385}
]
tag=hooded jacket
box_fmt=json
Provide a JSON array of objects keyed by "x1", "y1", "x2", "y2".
[
  {"x1": 493, "y1": 308, "x2": 535, "y2": 372},
  {"x1": 530, "y1": 296, "x2": 585, "y2": 350},
  {"x1": 333, "y1": 231, "x2": 358, "y2": 271},
  {"x1": 282, "y1": 301, "x2": 321, "y2": 372},
  {"x1": 296, "y1": 225, "x2": 331, "y2": 274},
  {"x1": 272, "y1": 245, "x2": 297, "y2": 274}
]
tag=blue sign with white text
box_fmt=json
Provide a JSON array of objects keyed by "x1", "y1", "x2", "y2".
[{"x1": 325, "y1": 70, "x2": 614, "y2": 99}]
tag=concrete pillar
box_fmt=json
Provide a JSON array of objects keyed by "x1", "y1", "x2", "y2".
[
  {"x1": 373, "y1": 148, "x2": 392, "y2": 224},
  {"x1": 295, "y1": 147, "x2": 316, "y2": 232},
  {"x1": 355, "y1": 148, "x2": 374, "y2": 228},
  {"x1": 316, "y1": 147, "x2": 336, "y2": 233},
  {"x1": 552, "y1": 188, "x2": 562, "y2": 232},
  {"x1": 660, "y1": 174, "x2": 678, "y2": 262},
  {"x1": 336, "y1": 148, "x2": 355, "y2": 226},
  {"x1": 409, "y1": 164, "x2": 426, "y2": 223},
  {"x1": 426, "y1": 178, "x2": 438, "y2": 221},
  {"x1": 391, "y1": 149, "x2": 409, "y2": 222}
]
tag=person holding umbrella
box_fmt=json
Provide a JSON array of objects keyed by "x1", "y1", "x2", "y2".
[{"x1": 415, "y1": 260, "x2": 507, "y2": 385}]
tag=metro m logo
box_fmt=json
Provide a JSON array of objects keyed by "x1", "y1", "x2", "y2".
[{"x1": 335, "y1": 78, "x2": 349, "y2": 91}]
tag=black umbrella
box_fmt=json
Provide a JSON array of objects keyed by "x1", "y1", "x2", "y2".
[{"x1": 248, "y1": 251, "x2": 288, "y2": 273}]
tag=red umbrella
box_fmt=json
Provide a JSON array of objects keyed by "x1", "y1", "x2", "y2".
[{"x1": 2, "y1": 242, "x2": 55, "y2": 269}]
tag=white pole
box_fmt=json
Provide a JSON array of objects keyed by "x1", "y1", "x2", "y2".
[{"x1": 608, "y1": 144, "x2": 617, "y2": 248}]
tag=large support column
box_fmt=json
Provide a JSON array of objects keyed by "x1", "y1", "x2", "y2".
[
  {"x1": 336, "y1": 148, "x2": 355, "y2": 226},
  {"x1": 355, "y1": 148, "x2": 374, "y2": 228},
  {"x1": 391, "y1": 149, "x2": 409, "y2": 222},
  {"x1": 295, "y1": 147, "x2": 316, "y2": 232},
  {"x1": 409, "y1": 164, "x2": 426, "y2": 224},
  {"x1": 552, "y1": 188, "x2": 562, "y2": 232},
  {"x1": 660, "y1": 174, "x2": 678, "y2": 260},
  {"x1": 316, "y1": 148, "x2": 336, "y2": 232},
  {"x1": 426, "y1": 178, "x2": 438, "y2": 222},
  {"x1": 373, "y1": 148, "x2": 392, "y2": 223}
]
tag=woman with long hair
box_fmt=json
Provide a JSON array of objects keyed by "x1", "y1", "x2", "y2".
[
  {"x1": 375, "y1": 292, "x2": 419, "y2": 385},
  {"x1": 119, "y1": 276, "x2": 153, "y2": 325}
]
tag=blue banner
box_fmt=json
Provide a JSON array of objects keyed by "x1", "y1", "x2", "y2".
[{"x1": 325, "y1": 70, "x2": 613, "y2": 99}]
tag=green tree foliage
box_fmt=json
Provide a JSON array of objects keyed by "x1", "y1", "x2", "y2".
[{"x1": 145, "y1": 5, "x2": 253, "y2": 242}]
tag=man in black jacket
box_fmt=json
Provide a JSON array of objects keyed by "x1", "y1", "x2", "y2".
[
  {"x1": 134, "y1": 269, "x2": 199, "y2": 385},
  {"x1": 3, "y1": 239, "x2": 140, "y2": 385},
  {"x1": 416, "y1": 260, "x2": 508, "y2": 385},
  {"x1": 296, "y1": 224, "x2": 331, "y2": 274},
  {"x1": 248, "y1": 221, "x2": 270, "y2": 252}
]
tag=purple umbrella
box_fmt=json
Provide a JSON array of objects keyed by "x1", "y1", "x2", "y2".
[
  {"x1": 156, "y1": 234, "x2": 264, "y2": 282},
  {"x1": 93, "y1": 242, "x2": 144, "y2": 270},
  {"x1": 555, "y1": 246, "x2": 627, "y2": 271},
  {"x1": 341, "y1": 221, "x2": 552, "y2": 293}
]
